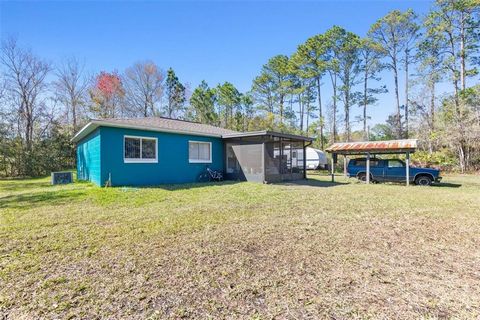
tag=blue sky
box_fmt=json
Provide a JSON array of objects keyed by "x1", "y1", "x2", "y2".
[{"x1": 1, "y1": 0, "x2": 437, "y2": 129}]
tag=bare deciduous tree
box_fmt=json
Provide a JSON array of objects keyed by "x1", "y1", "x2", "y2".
[
  {"x1": 53, "y1": 57, "x2": 88, "y2": 131},
  {"x1": 0, "y1": 76, "x2": 6, "y2": 101},
  {"x1": 1, "y1": 37, "x2": 51, "y2": 151},
  {"x1": 123, "y1": 61, "x2": 164, "y2": 117}
]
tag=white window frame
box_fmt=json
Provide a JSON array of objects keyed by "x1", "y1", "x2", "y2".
[
  {"x1": 123, "y1": 135, "x2": 158, "y2": 163},
  {"x1": 188, "y1": 140, "x2": 212, "y2": 164}
]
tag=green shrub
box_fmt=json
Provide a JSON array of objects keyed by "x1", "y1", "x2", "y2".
[{"x1": 411, "y1": 149, "x2": 458, "y2": 172}]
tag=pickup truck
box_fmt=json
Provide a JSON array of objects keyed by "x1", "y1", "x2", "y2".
[{"x1": 347, "y1": 158, "x2": 442, "y2": 186}]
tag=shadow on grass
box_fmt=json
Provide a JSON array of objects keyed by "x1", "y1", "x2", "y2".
[
  {"x1": 0, "y1": 171, "x2": 76, "y2": 192},
  {"x1": 118, "y1": 180, "x2": 241, "y2": 192},
  {"x1": 433, "y1": 182, "x2": 462, "y2": 188},
  {"x1": 0, "y1": 178, "x2": 52, "y2": 192},
  {"x1": 117, "y1": 179, "x2": 346, "y2": 190},
  {"x1": 273, "y1": 178, "x2": 348, "y2": 188},
  {"x1": 0, "y1": 189, "x2": 88, "y2": 210}
]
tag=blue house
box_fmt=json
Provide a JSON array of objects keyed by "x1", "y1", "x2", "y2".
[{"x1": 73, "y1": 117, "x2": 312, "y2": 186}]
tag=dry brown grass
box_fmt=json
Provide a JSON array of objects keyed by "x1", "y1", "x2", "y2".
[{"x1": 1, "y1": 174, "x2": 479, "y2": 319}]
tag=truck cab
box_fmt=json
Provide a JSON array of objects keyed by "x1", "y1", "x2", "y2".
[{"x1": 347, "y1": 158, "x2": 442, "y2": 186}]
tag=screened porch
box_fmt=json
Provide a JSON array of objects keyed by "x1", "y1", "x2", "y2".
[{"x1": 222, "y1": 131, "x2": 313, "y2": 183}]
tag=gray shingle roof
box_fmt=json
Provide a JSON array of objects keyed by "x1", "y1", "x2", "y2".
[
  {"x1": 102, "y1": 117, "x2": 238, "y2": 135},
  {"x1": 72, "y1": 117, "x2": 239, "y2": 142}
]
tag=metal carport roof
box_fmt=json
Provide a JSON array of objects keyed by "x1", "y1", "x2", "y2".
[{"x1": 325, "y1": 139, "x2": 417, "y2": 155}]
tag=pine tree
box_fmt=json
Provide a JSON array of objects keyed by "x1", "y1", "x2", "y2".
[
  {"x1": 189, "y1": 81, "x2": 218, "y2": 125},
  {"x1": 216, "y1": 82, "x2": 241, "y2": 129},
  {"x1": 291, "y1": 34, "x2": 328, "y2": 147},
  {"x1": 369, "y1": 10, "x2": 420, "y2": 138},
  {"x1": 165, "y1": 68, "x2": 186, "y2": 118},
  {"x1": 358, "y1": 38, "x2": 387, "y2": 140}
]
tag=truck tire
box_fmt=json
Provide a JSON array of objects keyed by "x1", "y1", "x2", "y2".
[
  {"x1": 415, "y1": 175, "x2": 432, "y2": 186},
  {"x1": 357, "y1": 172, "x2": 374, "y2": 182}
]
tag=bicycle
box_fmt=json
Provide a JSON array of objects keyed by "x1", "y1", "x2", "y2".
[{"x1": 198, "y1": 166, "x2": 224, "y2": 182}]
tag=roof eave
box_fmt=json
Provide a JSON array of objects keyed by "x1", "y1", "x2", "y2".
[
  {"x1": 71, "y1": 121, "x2": 100, "y2": 143},
  {"x1": 221, "y1": 130, "x2": 268, "y2": 139}
]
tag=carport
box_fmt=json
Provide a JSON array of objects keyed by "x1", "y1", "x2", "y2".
[{"x1": 325, "y1": 139, "x2": 418, "y2": 185}]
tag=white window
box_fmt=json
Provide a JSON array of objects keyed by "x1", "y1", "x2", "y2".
[
  {"x1": 124, "y1": 136, "x2": 158, "y2": 163},
  {"x1": 189, "y1": 141, "x2": 212, "y2": 163}
]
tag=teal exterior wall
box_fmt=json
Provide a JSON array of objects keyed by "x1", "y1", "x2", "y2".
[
  {"x1": 98, "y1": 126, "x2": 224, "y2": 186},
  {"x1": 76, "y1": 128, "x2": 102, "y2": 185}
]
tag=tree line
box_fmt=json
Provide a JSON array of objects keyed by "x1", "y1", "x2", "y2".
[{"x1": 1, "y1": 0, "x2": 479, "y2": 177}]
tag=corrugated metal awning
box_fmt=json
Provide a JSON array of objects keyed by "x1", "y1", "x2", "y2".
[{"x1": 325, "y1": 139, "x2": 417, "y2": 154}]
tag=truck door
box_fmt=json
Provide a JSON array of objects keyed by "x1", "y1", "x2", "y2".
[
  {"x1": 370, "y1": 159, "x2": 385, "y2": 181},
  {"x1": 385, "y1": 159, "x2": 406, "y2": 181}
]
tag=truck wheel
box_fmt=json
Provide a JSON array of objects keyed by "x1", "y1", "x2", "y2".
[
  {"x1": 415, "y1": 175, "x2": 432, "y2": 186},
  {"x1": 357, "y1": 173, "x2": 375, "y2": 183},
  {"x1": 357, "y1": 173, "x2": 370, "y2": 182}
]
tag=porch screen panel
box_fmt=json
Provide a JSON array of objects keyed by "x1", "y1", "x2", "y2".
[
  {"x1": 264, "y1": 141, "x2": 281, "y2": 182},
  {"x1": 282, "y1": 142, "x2": 292, "y2": 174},
  {"x1": 291, "y1": 141, "x2": 305, "y2": 176},
  {"x1": 232, "y1": 143, "x2": 263, "y2": 182},
  {"x1": 226, "y1": 144, "x2": 240, "y2": 174},
  {"x1": 264, "y1": 141, "x2": 305, "y2": 182}
]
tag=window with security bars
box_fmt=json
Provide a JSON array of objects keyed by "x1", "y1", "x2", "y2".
[
  {"x1": 124, "y1": 136, "x2": 157, "y2": 163},
  {"x1": 189, "y1": 141, "x2": 211, "y2": 163}
]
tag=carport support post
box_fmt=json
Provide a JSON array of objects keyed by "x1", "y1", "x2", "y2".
[
  {"x1": 331, "y1": 154, "x2": 336, "y2": 182},
  {"x1": 406, "y1": 151, "x2": 410, "y2": 186},
  {"x1": 343, "y1": 155, "x2": 347, "y2": 179},
  {"x1": 302, "y1": 142, "x2": 307, "y2": 179},
  {"x1": 366, "y1": 153, "x2": 371, "y2": 184}
]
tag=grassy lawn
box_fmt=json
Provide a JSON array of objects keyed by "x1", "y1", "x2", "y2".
[{"x1": 1, "y1": 174, "x2": 480, "y2": 319}]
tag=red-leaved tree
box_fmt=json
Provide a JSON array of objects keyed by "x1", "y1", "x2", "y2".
[{"x1": 90, "y1": 71, "x2": 125, "y2": 118}]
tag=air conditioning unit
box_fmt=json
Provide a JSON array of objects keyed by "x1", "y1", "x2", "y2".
[{"x1": 51, "y1": 171, "x2": 73, "y2": 185}]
